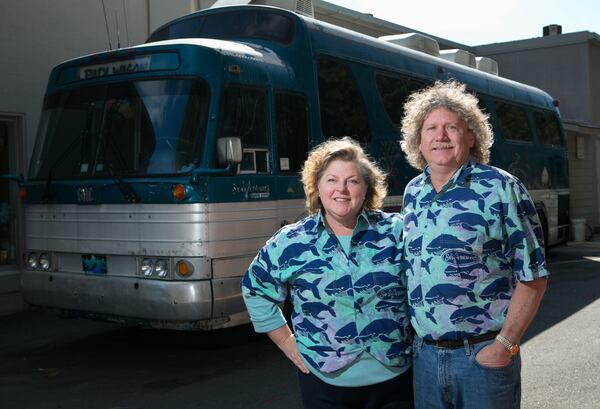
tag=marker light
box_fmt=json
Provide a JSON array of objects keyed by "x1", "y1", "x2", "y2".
[
  {"x1": 228, "y1": 64, "x2": 241, "y2": 74},
  {"x1": 171, "y1": 184, "x2": 186, "y2": 201},
  {"x1": 176, "y1": 260, "x2": 194, "y2": 277}
]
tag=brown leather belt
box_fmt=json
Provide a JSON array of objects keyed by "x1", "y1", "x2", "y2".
[{"x1": 424, "y1": 331, "x2": 499, "y2": 349}]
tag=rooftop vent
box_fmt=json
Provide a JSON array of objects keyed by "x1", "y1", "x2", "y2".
[
  {"x1": 439, "y1": 49, "x2": 476, "y2": 68},
  {"x1": 211, "y1": 0, "x2": 314, "y2": 17},
  {"x1": 476, "y1": 57, "x2": 499, "y2": 76},
  {"x1": 379, "y1": 33, "x2": 440, "y2": 56},
  {"x1": 543, "y1": 24, "x2": 562, "y2": 36}
]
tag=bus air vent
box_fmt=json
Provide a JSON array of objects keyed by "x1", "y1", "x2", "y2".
[
  {"x1": 379, "y1": 33, "x2": 440, "y2": 57},
  {"x1": 439, "y1": 49, "x2": 476, "y2": 68},
  {"x1": 476, "y1": 56, "x2": 499, "y2": 75}
]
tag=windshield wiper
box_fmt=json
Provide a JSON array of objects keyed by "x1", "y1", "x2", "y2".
[
  {"x1": 107, "y1": 137, "x2": 141, "y2": 203},
  {"x1": 40, "y1": 127, "x2": 89, "y2": 203},
  {"x1": 100, "y1": 122, "x2": 140, "y2": 203}
]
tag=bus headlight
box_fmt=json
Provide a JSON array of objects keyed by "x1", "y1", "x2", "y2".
[
  {"x1": 39, "y1": 253, "x2": 52, "y2": 271},
  {"x1": 141, "y1": 258, "x2": 154, "y2": 277},
  {"x1": 154, "y1": 259, "x2": 169, "y2": 278},
  {"x1": 27, "y1": 252, "x2": 38, "y2": 270}
]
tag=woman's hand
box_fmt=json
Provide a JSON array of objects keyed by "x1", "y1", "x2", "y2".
[
  {"x1": 268, "y1": 325, "x2": 310, "y2": 374},
  {"x1": 475, "y1": 341, "x2": 512, "y2": 368}
]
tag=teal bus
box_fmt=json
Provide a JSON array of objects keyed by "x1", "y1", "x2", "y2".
[{"x1": 13, "y1": 5, "x2": 568, "y2": 330}]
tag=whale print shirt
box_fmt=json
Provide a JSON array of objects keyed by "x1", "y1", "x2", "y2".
[
  {"x1": 402, "y1": 160, "x2": 548, "y2": 341},
  {"x1": 241, "y1": 210, "x2": 412, "y2": 374}
]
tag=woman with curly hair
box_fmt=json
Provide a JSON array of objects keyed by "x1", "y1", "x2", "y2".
[{"x1": 242, "y1": 137, "x2": 413, "y2": 408}]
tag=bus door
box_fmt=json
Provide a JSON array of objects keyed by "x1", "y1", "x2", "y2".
[
  {"x1": 208, "y1": 84, "x2": 274, "y2": 203},
  {"x1": 273, "y1": 91, "x2": 309, "y2": 222}
]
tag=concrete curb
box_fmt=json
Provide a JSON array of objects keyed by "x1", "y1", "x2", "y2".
[{"x1": 566, "y1": 240, "x2": 600, "y2": 248}]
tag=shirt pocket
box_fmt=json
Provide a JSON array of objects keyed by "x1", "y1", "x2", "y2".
[{"x1": 437, "y1": 227, "x2": 487, "y2": 283}]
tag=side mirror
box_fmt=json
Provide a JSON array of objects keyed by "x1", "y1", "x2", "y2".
[{"x1": 217, "y1": 137, "x2": 242, "y2": 165}]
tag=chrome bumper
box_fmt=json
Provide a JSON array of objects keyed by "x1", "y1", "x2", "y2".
[{"x1": 21, "y1": 270, "x2": 249, "y2": 329}]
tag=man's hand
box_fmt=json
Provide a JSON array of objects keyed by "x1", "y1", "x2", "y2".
[{"x1": 475, "y1": 340, "x2": 513, "y2": 368}]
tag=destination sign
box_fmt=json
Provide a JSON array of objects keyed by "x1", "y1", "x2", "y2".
[{"x1": 79, "y1": 57, "x2": 151, "y2": 79}]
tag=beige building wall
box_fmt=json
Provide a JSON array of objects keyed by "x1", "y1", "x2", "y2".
[{"x1": 566, "y1": 130, "x2": 600, "y2": 232}]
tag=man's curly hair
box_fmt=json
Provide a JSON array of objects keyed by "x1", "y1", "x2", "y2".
[{"x1": 400, "y1": 80, "x2": 494, "y2": 170}]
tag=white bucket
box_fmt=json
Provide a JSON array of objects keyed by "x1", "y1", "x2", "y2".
[{"x1": 571, "y1": 218, "x2": 587, "y2": 242}]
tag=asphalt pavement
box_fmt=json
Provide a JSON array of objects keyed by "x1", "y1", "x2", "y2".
[{"x1": 520, "y1": 239, "x2": 600, "y2": 409}]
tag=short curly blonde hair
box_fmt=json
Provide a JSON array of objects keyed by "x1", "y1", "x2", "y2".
[
  {"x1": 301, "y1": 137, "x2": 387, "y2": 214},
  {"x1": 400, "y1": 80, "x2": 494, "y2": 170}
]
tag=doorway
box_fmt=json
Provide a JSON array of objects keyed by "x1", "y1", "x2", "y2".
[{"x1": 0, "y1": 115, "x2": 25, "y2": 269}]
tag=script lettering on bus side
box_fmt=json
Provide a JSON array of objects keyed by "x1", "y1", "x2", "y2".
[
  {"x1": 232, "y1": 181, "x2": 271, "y2": 199},
  {"x1": 79, "y1": 57, "x2": 151, "y2": 80}
]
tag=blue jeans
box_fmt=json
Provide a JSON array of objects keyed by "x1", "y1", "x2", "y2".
[{"x1": 412, "y1": 336, "x2": 521, "y2": 409}]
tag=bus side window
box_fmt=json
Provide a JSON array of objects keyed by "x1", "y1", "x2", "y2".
[
  {"x1": 316, "y1": 56, "x2": 370, "y2": 144},
  {"x1": 494, "y1": 101, "x2": 532, "y2": 142},
  {"x1": 217, "y1": 85, "x2": 268, "y2": 174},
  {"x1": 534, "y1": 110, "x2": 563, "y2": 146},
  {"x1": 275, "y1": 92, "x2": 309, "y2": 173},
  {"x1": 375, "y1": 73, "x2": 427, "y2": 126}
]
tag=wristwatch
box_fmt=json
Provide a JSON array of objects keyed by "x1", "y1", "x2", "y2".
[{"x1": 496, "y1": 333, "x2": 519, "y2": 356}]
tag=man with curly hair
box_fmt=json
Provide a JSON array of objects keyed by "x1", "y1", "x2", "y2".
[{"x1": 400, "y1": 81, "x2": 548, "y2": 409}]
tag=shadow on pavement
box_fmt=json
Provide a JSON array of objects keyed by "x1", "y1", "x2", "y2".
[{"x1": 522, "y1": 243, "x2": 600, "y2": 343}]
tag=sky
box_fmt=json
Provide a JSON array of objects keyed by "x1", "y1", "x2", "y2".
[{"x1": 326, "y1": 0, "x2": 600, "y2": 46}]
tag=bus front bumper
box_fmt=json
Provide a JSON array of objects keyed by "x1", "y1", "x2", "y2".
[{"x1": 21, "y1": 270, "x2": 248, "y2": 330}]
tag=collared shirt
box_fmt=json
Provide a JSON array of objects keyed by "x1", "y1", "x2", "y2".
[
  {"x1": 241, "y1": 210, "x2": 412, "y2": 374},
  {"x1": 402, "y1": 160, "x2": 549, "y2": 341}
]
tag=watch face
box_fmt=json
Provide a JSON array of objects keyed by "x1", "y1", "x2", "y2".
[{"x1": 509, "y1": 344, "x2": 519, "y2": 355}]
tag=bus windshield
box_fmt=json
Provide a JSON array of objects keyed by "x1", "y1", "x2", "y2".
[{"x1": 29, "y1": 79, "x2": 209, "y2": 179}]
